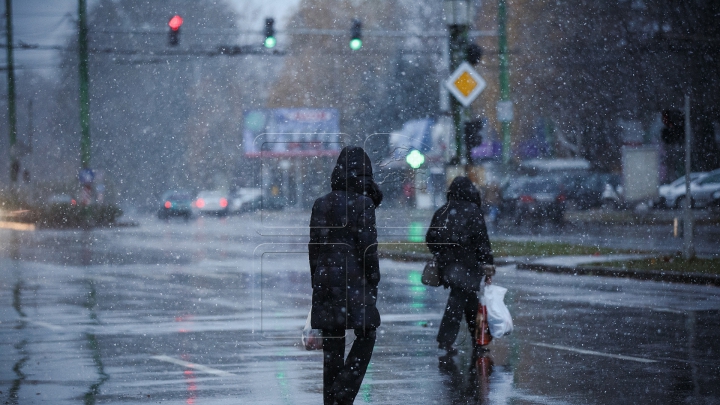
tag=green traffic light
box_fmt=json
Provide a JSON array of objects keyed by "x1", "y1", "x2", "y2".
[
  {"x1": 406, "y1": 150, "x2": 425, "y2": 169},
  {"x1": 264, "y1": 37, "x2": 276, "y2": 48},
  {"x1": 349, "y1": 38, "x2": 362, "y2": 50}
]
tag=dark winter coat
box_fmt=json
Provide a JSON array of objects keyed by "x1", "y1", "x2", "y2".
[
  {"x1": 426, "y1": 176, "x2": 494, "y2": 290},
  {"x1": 309, "y1": 146, "x2": 382, "y2": 330}
]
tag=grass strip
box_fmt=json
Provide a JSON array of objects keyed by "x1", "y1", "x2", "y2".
[
  {"x1": 587, "y1": 257, "x2": 720, "y2": 275},
  {"x1": 380, "y1": 240, "x2": 631, "y2": 258}
]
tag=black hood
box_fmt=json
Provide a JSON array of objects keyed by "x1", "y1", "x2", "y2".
[
  {"x1": 331, "y1": 146, "x2": 383, "y2": 206},
  {"x1": 447, "y1": 176, "x2": 482, "y2": 206}
]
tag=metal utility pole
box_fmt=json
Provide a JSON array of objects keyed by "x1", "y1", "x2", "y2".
[
  {"x1": 78, "y1": 0, "x2": 91, "y2": 169},
  {"x1": 683, "y1": 94, "x2": 694, "y2": 259},
  {"x1": 5, "y1": 0, "x2": 19, "y2": 186},
  {"x1": 26, "y1": 99, "x2": 32, "y2": 154},
  {"x1": 497, "y1": 0, "x2": 512, "y2": 164}
]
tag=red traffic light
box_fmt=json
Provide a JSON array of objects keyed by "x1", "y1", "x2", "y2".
[{"x1": 168, "y1": 15, "x2": 183, "y2": 31}]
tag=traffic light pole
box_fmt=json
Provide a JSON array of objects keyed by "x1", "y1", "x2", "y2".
[
  {"x1": 448, "y1": 24, "x2": 468, "y2": 167},
  {"x1": 78, "y1": 0, "x2": 91, "y2": 169},
  {"x1": 682, "y1": 94, "x2": 694, "y2": 260},
  {"x1": 498, "y1": 0, "x2": 512, "y2": 165},
  {"x1": 5, "y1": 0, "x2": 18, "y2": 187}
]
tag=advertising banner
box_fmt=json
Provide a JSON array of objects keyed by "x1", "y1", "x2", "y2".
[{"x1": 243, "y1": 108, "x2": 341, "y2": 157}]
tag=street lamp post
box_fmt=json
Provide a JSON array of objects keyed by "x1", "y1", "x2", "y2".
[
  {"x1": 444, "y1": 0, "x2": 473, "y2": 168},
  {"x1": 78, "y1": 0, "x2": 91, "y2": 170},
  {"x1": 5, "y1": 0, "x2": 19, "y2": 190}
]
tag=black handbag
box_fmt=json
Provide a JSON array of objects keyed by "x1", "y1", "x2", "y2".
[
  {"x1": 443, "y1": 263, "x2": 482, "y2": 291},
  {"x1": 421, "y1": 258, "x2": 441, "y2": 287}
]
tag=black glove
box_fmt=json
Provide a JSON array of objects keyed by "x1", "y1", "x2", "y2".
[{"x1": 365, "y1": 181, "x2": 384, "y2": 207}]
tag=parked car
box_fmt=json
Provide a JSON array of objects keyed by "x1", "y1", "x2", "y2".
[
  {"x1": 499, "y1": 176, "x2": 532, "y2": 219},
  {"x1": 657, "y1": 172, "x2": 707, "y2": 208},
  {"x1": 158, "y1": 190, "x2": 193, "y2": 220},
  {"x1": 712, "y1": 189, "x2": 720, "y2": 208},
  {"x1": 194, "y1": 190, "x2": 229, "y2": 216},
  {"x1": 46, "y1": 193, "x2": 76, "y2": 206},
  {"x1": 564, "y1": 172, "x2": 621, "y2": 210},
  {"x1": 689, "y1": 171, "x2": 720, "y2": 208},
  {"x1": 230, "y1": 187, "x2": 263, "y2": 213},
  {"x1": 601, "y1": 183, "x2": 623, "y2": 209},
  {"x1": 510, "y1": 177, "x2": 567, "y2": 225}
]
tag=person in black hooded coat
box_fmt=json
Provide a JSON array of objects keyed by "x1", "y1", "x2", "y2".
[
  {"x1": 426, "y1": 176, "x2": 494, "y2": 355},
  {"x1": 309, "y1": 146, "x2": 383, "y2": 405}
]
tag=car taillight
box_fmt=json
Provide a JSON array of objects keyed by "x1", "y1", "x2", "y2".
[
  {"x1": 195, "y1": 198, "x2": 205, "y2": 208},
  {"x1": 165, "y1": 201, "x2": 172, "y2": 209},
  {"x1": 557, "y1": 194, "x2": 566, "y2": 202},
  {"x1": 520, "y1": 195, "x2": 534, "y2": 203},
  {"x1": 71, "y1": 199, "x2": 77, "y2": 206},
  {"x1": 219, "y1": 198, "x2": 228, "y2": 208}
]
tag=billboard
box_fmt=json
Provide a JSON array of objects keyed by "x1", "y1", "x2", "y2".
[{"x1": 243, "y1": 108, "x2": 341, "y2": 157}]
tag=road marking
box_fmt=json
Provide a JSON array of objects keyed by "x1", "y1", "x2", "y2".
[
  {"x1": 25, "y1": 319, "x2": 64, "y2": 331},
  {"x1": 150, "y1": 355, "x2": 237, "y2": 377},
  {"x1": 652, "y1": 307, "x2": 685, "y2": 314},
  {"x1": 531, "y1": 342, "x2": 657, "y2": 363},
  {"x1": 0, "y1": 221, "x2": 35, "y2": 231},
  {"x1": 381, "y1": 313, "x2": 443, "y2": 322}
]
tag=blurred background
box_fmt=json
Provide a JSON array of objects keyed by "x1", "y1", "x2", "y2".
[{"x1": 1, "y1": 0, "x2": 719, "y2": 217}]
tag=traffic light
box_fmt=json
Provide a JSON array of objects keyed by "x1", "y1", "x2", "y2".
[
  {"x1": 10, "y1": 160, "x2": 20, "y2": 182},
  {"x1": 264, "y1": 18, "x2": 276, "y2": 48},
  {"x1": 168, "y1": 15, "x2": 183, "y2": 46},
  {"x1": 661, "y1": 109, "x2": 684, "y2": 145},
  {"x1": 464, "y1": 119, "x2": 484, "y2": 161},
  {"x1": 406, "y1": 150, "x2": 425, "y2": 169},
  {"x1": 466, "y1": 43, "x2": 483, "y2": 65},
  {"x1": 350, "y1": 19, "x2": 362, "y2": 50}
]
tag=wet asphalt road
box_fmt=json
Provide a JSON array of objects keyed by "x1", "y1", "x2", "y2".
[{"x1": 1, "y1": 210, "x2": 719, "y2": 404}]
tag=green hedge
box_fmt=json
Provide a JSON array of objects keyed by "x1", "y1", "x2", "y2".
[{"x1": 33, "y1": 204, "x2": 123, "y2": 228}]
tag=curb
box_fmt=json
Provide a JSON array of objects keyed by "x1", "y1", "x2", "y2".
[{"x1": 516, "y1": 262, "x2": 720, "y2": 287}]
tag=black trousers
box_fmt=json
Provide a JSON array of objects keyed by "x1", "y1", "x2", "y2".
[
  {"x1": 437, "y1": 287, "x2": 478, "y2": 348},
  {"x1": 322, "y1": 328, "x2": 376, "y2": 405}
]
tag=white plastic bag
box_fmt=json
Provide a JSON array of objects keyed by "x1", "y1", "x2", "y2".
[
  {"x1": 302, "y1": 310, "x2": 323, "y2": 350},
  {"x1": 482, "y1": 284, "x2": 513, "y2": 338}
]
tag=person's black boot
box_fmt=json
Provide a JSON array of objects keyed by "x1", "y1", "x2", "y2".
[{"x1": 438, "y1": 343, "x2": 458, "y2": 356}]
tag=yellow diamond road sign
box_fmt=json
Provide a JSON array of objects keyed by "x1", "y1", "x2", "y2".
[{"x1": 445, "y1": 62, "x2": 486, "y2": 107}]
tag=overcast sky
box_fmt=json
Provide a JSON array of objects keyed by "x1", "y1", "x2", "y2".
[{"x1": 3, "y1": 0, "x2": 300, "y2": 77}]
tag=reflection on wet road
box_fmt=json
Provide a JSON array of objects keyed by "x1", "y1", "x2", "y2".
[{"x1": 1, "y1": 212, "x2": 719, "y2": 404}]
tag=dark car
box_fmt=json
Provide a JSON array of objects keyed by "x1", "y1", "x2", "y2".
[
  {"x1": 564, "y1": 172, "x2": 621, "y2": 210},
  {"x1": 499, "y1": 176, "x2": 532, "y2": 219},
  {"x1": 512, "y1": 177, "x2": 567, "y2": 224},
  {"x1": 158, "y1": 191, "x2": 193, "y2": 220}
]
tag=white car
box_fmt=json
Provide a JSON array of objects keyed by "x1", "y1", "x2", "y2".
[
  {"x1": 194, "y1": 190, "x2": 229, "y2": 216},
  {"x1": 657, "y1": 173, "x2": 706, "y2": 208},
  {"x1": 690, "y1": 171, "x2": 720, "y2": 208},
  {"x1": 229, "y1": 188, "x2": 262, "y2": 213}
]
